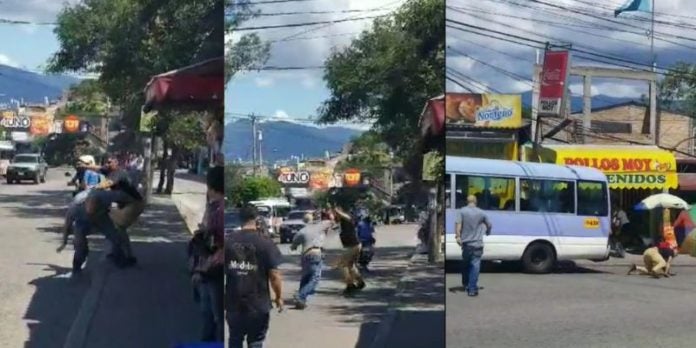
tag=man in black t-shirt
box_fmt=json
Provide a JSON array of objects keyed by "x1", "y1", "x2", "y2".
[
  {"x1": 333, "y1": 206, "x2": 366, "y2": 295},
  {"x1": 81, "y1": 155, "x2": 143, "y2": 267},
  {"x1": 226, "y1": 205, "x2": 284, "y2": 348}
]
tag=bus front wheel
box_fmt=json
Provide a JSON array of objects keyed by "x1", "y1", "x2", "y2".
[{"x1": 522, "y1": 242, "x2": 556, "y2": 274}]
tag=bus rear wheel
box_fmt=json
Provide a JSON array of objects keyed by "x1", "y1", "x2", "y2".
[{"x1": 522, "y1": 242, "x2": 556, "y2": 274}]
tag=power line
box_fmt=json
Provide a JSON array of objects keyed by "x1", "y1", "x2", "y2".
[
  {"x1": 257, "y1": 8, "x2": 394, "y2": 16},
  {"x1": 235, "y1": 14, "x2": 388, "y2": 31},
  {"x1": 248, "y1": 0, "x2": 319, "y2": 4},
  {"x1": 0, "y1": 18, "x2": 55, "y2": 25}
]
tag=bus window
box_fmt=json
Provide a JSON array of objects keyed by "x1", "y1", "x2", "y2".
[
  {"x1": 577, "y1": 180, "x2": 608, "y2": 216},
  {"x1": 454, "y1": 174, "x2": 515, "y2": 211},
  {"x1": 520, "y1": 179, "x2": 575, "y2": 214}
]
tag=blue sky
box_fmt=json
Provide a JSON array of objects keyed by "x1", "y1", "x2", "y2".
[
  {"x1": 0, "y1": 0, "x2": 80, "y2": 72},
  {"x1": 226, "y1": 0, "x2": 404, "y2": 129},
  {"x1": 446, "y1": 0, "x2": 696, "y2": 98}
]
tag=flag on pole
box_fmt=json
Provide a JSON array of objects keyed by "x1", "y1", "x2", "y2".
[{"x1": 614, "y1": 0, "x2": 653, "y2": 17}]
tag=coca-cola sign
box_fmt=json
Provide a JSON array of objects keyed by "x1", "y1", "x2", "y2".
[{"x1": 539, "y1": 50, "x2": 570, "y2": 117}]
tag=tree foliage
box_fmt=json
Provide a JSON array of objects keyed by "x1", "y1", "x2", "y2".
[
  {"x1": 59, "y1": 79, "x2": 110, "y2": 119},
  {"x1": 48, "y1": 0, "x2": 223, "y2": 129},
  {"x1": 319, "y1": 0, "x2": 444, "y2": 157},
  {"x1": 660, "y1": 62, "x2": 696, "y2": 115},
  {"x1": 225, "y1": 0, "x2": 270, "y2": 83},
  {"x1": 225, "y1": 164, "x2": 281, "y2": 206},
  {"x1": 337, "y1": 130, "x2": 392, "y2": 174}
]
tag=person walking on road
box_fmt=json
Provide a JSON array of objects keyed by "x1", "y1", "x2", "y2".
[
  {"x1": 628, "y1": 241, "x2": 675, "y2": 278},
  {"x1": 188, "y1": 166, "x2": 225, "y2": 342},
  {"x1": 455, "y1": 195, "x2": 492, "y2": 297},
  {"x1": 333, "y1": 206, "x2": 366, "y2": 295},
  {"x1": 611, "y1": 202, "x2": 629, "y2": 257},
  {"x1": 290, "y1": 212, "x2": 333, "y2": 309},
  {"x1": 357, "y1": 215, "x2": 376, "y2": 272},
  {"x1": 226, "y1": 205, "x2": 284, "y2": 348}
]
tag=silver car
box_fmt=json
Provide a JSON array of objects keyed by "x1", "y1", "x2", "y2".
[{"x1": 6, "y1": 154, "x2": 48, "y2": 184}]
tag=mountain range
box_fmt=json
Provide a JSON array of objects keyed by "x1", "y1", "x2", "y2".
[
  {"x1": 0, "y1": 64, "x2": 79, "y2": 105},
  {"x1": 224, "y1": 119, "x2": 362, "y2": 163},
  {"x1": 520, "y1": 90, "x2": 635, "y2": 113}
]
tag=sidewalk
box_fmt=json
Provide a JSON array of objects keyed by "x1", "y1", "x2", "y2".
[
  {"x1": 370, "y1": 253, "x2": 445, "y2": 348},
  {"x1": 63, "y1": 195, "x2": 202, "y2": 348},
  {"x1": 158, "y1": 170, "x2": 207, "y2": 234}
]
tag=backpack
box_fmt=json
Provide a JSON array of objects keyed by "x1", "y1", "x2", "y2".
[
  {"x1": 188, "y1": 229, "x2": 223, "y2": 278},
  {"x1": 227, "y1": 240, "x2": 263, "y2": 313}
]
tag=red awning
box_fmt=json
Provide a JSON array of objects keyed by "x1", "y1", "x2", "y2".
[
  {"x1": 420, "y1": 95, "x2": 445, "y2": 137},
  {"x1": 143, "y1": 57, "x2": 224, "y2": 112}
]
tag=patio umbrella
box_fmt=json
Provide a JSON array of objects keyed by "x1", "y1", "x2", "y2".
[
  {"x1": 143, "y1": 57, "x2": 224, "y2": 112},
  {"x1": 634, "y1": 193, "x2": 690, "y2": 210}
]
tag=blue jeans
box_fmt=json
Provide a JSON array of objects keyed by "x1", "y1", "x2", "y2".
[
  {"x1": 461, "y1": 245, "x2": 483, "y2": 292},
  {"x1": 297, "y1": 252, "x2": 323, "y2": 303},
  {"x1": 227, "y1": 311, "x2": 270, "y2": 348},
  {"x1": 196, "y1": 279, "x2": 224, "y2": 342}
]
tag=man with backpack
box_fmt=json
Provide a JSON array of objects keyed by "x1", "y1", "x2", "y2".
[
  {"x1": 226, "y1": 205, "x2": 284, "y2": 348},
  {"x1": 189, "y1": 166, "x2": 225, "y2": 342}
]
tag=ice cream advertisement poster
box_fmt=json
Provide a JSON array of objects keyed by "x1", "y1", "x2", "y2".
[{"x1": 445, "y1": 93, "x2": 522, "y2": 128}]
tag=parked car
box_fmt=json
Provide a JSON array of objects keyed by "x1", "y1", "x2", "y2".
[
  {"x1": 6, "y1": 154, "x2": 48, "y2": 184},
  {"x1": 279, "y1": 210, "x2": 314, "y2": 244}
]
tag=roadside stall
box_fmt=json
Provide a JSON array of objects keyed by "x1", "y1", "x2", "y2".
[{"x1": 522, "y1": 144, "x2": 678, "y2": 246}]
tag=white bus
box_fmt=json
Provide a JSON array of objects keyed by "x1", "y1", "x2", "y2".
[{"x1": 446, "y1": 156, "x2": 611, "y2": 273}]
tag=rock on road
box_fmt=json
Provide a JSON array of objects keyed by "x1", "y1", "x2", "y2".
[{"x1": 0, "y1": 168, "x2": 88, "y2": 347}]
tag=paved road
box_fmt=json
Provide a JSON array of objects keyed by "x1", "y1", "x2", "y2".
[
  {"x1": 446, "y1": 256, "x2": 696, "y2": 348},
  {"x1": 265, "y1": 224, "x2": 419, "y2": 348},
  {"x1": 0, "y1": 167, "x2": 87, "y2": 347}
]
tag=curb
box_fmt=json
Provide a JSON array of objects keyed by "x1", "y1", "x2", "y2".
[
  {"x1": 170, "y1": 194, "x2": 203, "y2": 235},
  {"x1": 62, "y1": 260, "x2": 112, "y2": 348},
  {"x1": 368, "y1": 251, "x2": 428, "y2": 348}
]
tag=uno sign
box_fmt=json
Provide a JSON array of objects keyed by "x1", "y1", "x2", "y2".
[
  {"x1": 278, "y1": 171, "x2": 310, "y2": 185},
  {"x1": 563, "y1": 157, "x2": 670, "y2": 184},
  {"x1": 1, "y1": 115, "x2": 30, "y2": 129}
]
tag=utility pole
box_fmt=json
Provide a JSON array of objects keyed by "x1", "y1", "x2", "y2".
[
  {"x1": 251, "y1": 114, "x2": 257, "y2": 175},
  {"x1": 258, "y1": 129, "x2": 263, "y2": 168}
]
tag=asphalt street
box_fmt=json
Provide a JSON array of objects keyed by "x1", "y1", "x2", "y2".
[
  {"x1": 446, "y1": 257, "x2": 696, "y2": 348},
  {"x1": 265, "y1": 224, "x2": 419, "y2": 348},
  {"x1": 0, "y1": 167, "x2": 90, "y2": 347}
]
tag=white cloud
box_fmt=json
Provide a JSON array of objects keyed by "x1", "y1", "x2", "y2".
[
  {"x1": 255, "y1": 76, "x2": 274, "y2": 87},
  {"x1": 274, "y1": 110, "x2": 290, "y2": 119},
  {"x1": 0, "y1": 54, "x2": 19, "y2": 68},
  {"x1": 0, "y1": 0, "x2": 82, "y2": 22}
]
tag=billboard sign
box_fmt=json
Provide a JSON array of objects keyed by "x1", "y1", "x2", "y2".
[
  {"x1": 30, "y1": 116, "x2": 51, "y2": 135},
  {"x1": 278, "y1": 169, "x2": 311, "y2": 186},
  {"x1": 539, "y1": 50, "x2": 570, "y2": 116},
  {"x1": 64, "y1": 115, "x2": 80, "y2": 133},
  {"x1": 1, "y1": 111, "x2": 30, "y2": 130},
  {"x1": 343, "y1": 168, "x2": 362, "y2": 187},
  {"x1": 445, "y1": 94, "x2": 522, "y2": 128}
]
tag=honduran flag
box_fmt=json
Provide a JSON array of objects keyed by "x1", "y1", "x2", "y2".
[{"x1": 614, "y1": 0, "x2": 653, "y2": 17}]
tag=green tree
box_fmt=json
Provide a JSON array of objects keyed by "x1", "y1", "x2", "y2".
[
  {"x1": 337, "y1": 130, "x2": 392, "y2": 175},
  {"x1": 239, "y1": 176, "x2": 281, "y2": 204},
  {"x1": 660, "y1": 62, "x2": 696, "y2": 114},
  {"x1": 319, "y1": 0, "x2": 444, "y2": 158},
  {"x1": 225, "y1": 0, "x2": 270, "y2": 82},
  {"x1": 156, "y1": 111, "x2": 206, "y2": 194},
  {"x1": 225, "y1": 163, "x2": 244, "y2": 206},
  {"x1": 48, "y1": 0, "x2": 223, "y2": 130}
]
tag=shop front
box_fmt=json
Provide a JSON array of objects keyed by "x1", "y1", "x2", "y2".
[
  {"x1": 523, "y1": 144, "x2": 678, "y2": 242},
  {"x1": 446, "y1": 93, "x2": 523, "y2": 161}
]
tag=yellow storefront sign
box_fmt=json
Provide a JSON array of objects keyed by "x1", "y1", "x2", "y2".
[
  {"x1": 536, "y1": 145, "x2": 677, "y2": 190},
  {"x1": 445, "y1": 93, "x2": 522, "y2": 128}
]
